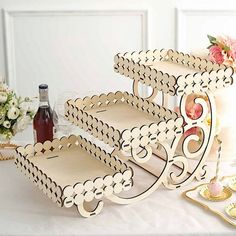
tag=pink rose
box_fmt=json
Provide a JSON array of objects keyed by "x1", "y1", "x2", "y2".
[
  {"x1": 184, "y1": 127, "x2": 199, "y2": 137},
  {"x1": 228, "y1": 48, "x2": 236, "y2": 60},
  {"x1": 218, "y1": 36, "x2": 236, "y2": 60},
  {"x1": 185, "y1": 102, "x2": 202, "y2": 120},
  {"x1": 174, "y1": 103, "x2": 202, "y2": 138},
  {"x1": 209, "y1": 46, "x2": 224, "y2": 64},
  {"x1": 174, "y1": 101, "x2": 202, "y2": 120}
]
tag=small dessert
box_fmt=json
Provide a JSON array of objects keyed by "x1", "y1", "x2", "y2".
[{"x1": 208, "y1": 177, "x2": 223, "y2": 197}]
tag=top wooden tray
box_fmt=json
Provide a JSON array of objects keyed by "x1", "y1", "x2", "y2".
[
  {"x1": 114, "y1": 49, "x2": 234, "y2": 96},
  {"x1": 65, "y1": 91, "x2": 183, "y2": 163}
]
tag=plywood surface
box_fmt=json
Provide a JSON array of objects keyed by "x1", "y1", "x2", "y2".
[
  {"x1": 86, "y1": 103, "x2": 159, "y2": 131},
  {"x1": 150, "y1": 61, "x2": 201, "y2": 77},
  {"x1": 31, "y1": 149, "x2": 114, "y2": 187}
]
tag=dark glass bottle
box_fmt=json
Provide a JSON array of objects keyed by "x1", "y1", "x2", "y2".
[{"x1": 33, "y1": 84, "x2": 54, "y2": 143}]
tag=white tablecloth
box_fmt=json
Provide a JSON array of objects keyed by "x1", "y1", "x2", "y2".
[{"x1": 0, "y1": 159, "x2": 236, "y2": 236}]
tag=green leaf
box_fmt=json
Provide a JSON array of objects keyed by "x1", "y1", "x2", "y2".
[
  {"x1": 211, "y1": 40, "x2": 218, "y2": 44},
  {"x1": 207, "y1": 35, "x2": 217, "y2": 43},
  {"x1": 223, "y1": 45, "x2": 230, "y2": 52}
]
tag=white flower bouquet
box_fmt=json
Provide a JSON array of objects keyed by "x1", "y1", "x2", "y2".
[{"x1": 0, "y1": 82, "x2": 34, "y2": 141}]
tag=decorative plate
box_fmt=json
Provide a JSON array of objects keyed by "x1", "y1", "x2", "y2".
[
  {"x1": 199, "y1": 184, "x2": 232, "y2": 201},
  {"x1": 228, "y1": 177, "x2": 236, "y2": 191},
  {"x1": 225, "y1": 203, "x2": 236, "y2": 219}
]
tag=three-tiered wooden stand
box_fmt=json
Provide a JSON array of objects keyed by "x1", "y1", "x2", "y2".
[{"x1": 15, "y1": 49, "x2": 234, "y2": 217}]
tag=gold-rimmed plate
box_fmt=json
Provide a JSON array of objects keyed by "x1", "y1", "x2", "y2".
[
  {"x1": 199, "y1": 185, "x2": 232, "y2": 201},
  {"x1": 225, "y1": 203, "x2": 236, "y2": 219},
  {"x1": 228, "y1": 178, "x2": 236, "y2": 191}
]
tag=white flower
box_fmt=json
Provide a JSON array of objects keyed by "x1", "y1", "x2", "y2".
[
  {"x1": 0, "y1": 82, "x2": 8, "y2": 91},
  {"x1": 3, "y1": 120, "x2": 11, "y2": 128},
  {"x1": 19, "y1": 102, "x2": 29, "y2": 115},
  {"x1": 9, "y1": 97, "x2": 18, "y2": 107},
  {"x1": 7, "y1": 106, "x2": 20, "y2": 120},
  {"x1": 0, "y1": 82, "x2": 34, "y2": 137},
  {"x1": 12, "y1": 115, "x2": 31, "y2": 133},
  {"x1": 0, "y1": 92, "x2": 7, "y2": 103}
]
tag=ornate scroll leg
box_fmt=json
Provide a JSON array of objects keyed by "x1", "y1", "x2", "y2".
[
  {"x1": 77, "y1": 200, "x2": 104, "y2": 218},
  {"x1": 165, "y1": 92, "x2": 216, "y2": 188},
  {"x1": 132, "y1": 79, "x2": 216, "y2": 188},
  {"x1": 108, "y1": 136, "x2": 181, "y2": 204},
  {"x1": 162, "y1": 154, "x2": 189, "y2": 189},
  {"x1": 131, "y1": 145, "x2": 152, "y2": 163}
]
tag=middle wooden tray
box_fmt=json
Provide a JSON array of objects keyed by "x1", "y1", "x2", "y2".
[{"x1": 65, "y1": 91, "x2": 183, "y2": 163}]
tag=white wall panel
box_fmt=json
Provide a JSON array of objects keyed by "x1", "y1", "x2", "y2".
[
  {"x1": 4, "y1": 10, "x2": 147, "y2": 102},
  {"x1": 177, "y1": 5, "x2": 236, "y2": 51},
  {"x1": 0, "y1": 0, "x2": 179, "y2": 142}
]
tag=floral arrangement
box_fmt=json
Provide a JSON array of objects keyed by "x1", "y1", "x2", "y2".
[
  {"x1": 0, "y1": 82, "x2": 34, "y2": 141},
  {"x1": 207, "y1": 34, "x2": 236, "y2": 67}
]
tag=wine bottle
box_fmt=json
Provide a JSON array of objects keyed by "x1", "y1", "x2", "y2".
[{"x1": 33, "y1": 84, "x2": 54, "y2": 143}]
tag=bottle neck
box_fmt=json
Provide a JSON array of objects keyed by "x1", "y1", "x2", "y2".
[
  {"x1": 39, "y1": 101, "x2": 50, "y2": 107},
  {"x1": 39, "y1": 88, "x2": 50, "y2": 107}
]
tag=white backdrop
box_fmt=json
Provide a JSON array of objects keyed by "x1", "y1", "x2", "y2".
[
  {"x1": 0, "y1": 0, "x2": 179, "y2": 101},
  {"x1": 0, "y1": 0, "x2": 235, "y2": 142},
  {"x1": 177, "y1": 0, "x2": 236, "y2": 52}
]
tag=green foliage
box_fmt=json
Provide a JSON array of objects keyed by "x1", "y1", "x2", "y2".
[
  {"x1": 207, "y1": 34, "x2": 216, "y2": 43},
  {"x1": 223, "y1": 45, "x2": 230, "y2": 52}
]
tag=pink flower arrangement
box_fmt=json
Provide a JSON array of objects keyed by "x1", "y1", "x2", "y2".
[
  {"x1": 209, "y1": 46, "x2": 224, "y2": 64},
  {"x1": 207, "y1": 35, "x2": 236, "y2": 67}
]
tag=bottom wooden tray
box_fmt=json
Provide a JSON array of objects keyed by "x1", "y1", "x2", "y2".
[
  {"x1": 183, "y1": 175, "x2": 236, "y2": 227},
  {"x1": 15, "y1": 135, "x2": 133, "y2": 217}
]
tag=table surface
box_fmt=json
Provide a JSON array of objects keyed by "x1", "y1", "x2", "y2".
[{"x1": 1, "y1": 158, "x2": 236, "y2": 236}]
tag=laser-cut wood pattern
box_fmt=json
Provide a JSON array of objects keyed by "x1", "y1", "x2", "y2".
[
  {"x1": 15, "y1": 135, "x2": 133, "y2": 218},
  {"x1": 0, "y1": 143, "x2": 18, "y2": 160}
]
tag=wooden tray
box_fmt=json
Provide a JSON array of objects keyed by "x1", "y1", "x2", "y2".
[
  {"x1": 183, "y1": 175, "x2": 236, "y2": 227},
  {"x1": 15, "y1": 135, "x2": 133, "y2": 217},
  {"x1": 114, "y1": 49, "x2": 234, "y2": 96},
  {"x1": 0, "y1": 143, "x2": 18, "y2": 160},
  {"x1": 65, "y1": 91, "x2": 183, "y2": 163}
]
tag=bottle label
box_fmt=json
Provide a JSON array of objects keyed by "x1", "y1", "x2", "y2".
[
  {"x1": 33, "y1": 128, "x2": 37, "y2": 143},
  {"x1": 53, "y1": 126, "x2": 56, "y2": 138}
]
